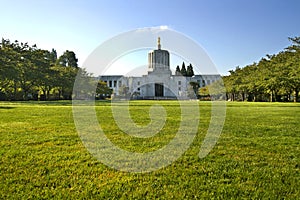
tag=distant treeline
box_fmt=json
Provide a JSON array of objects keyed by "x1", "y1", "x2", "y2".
[
  {"x1": 202, "y1": 37, "x2": 300, "y2": 102},
  {"x1": 0, "y1": 38, "x2": 91, "y2": 100},
  {"x1": 1, "y1": 37, "x2": 300, "y2": 102}
]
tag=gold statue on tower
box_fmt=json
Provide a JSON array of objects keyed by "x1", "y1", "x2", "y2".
[{"x1": 158, "y1": 37, "x2": 161, "y2": 50}]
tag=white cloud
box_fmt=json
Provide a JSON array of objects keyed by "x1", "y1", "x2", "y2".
[{"x1": 159, "y1": 25, "x2": 169, "y2": 30}]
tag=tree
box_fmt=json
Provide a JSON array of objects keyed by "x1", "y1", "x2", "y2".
[
  {"x1": 199, "y1": 36, "x2": 300, "y2": 102},
  {"x1": 180, "y1": 62, "x2": 187, "y2": 76},
  {"x1": 71, "y1": 68, "x2": 96, "y2": 100},
  {"x1": 198, "y1": 86, "x2": 210, "y2": 100},
  {"x1": 286, "y1": 36, "x2": 300, "y2": 102},
  {"x1": 57, "y1": 50, "x2": 78, "y2": 68},
  {"x1": 0, "y1": 39, "x2": 19, "y2": 100},
  {"x1": 31, "y1": 49, "x2": 53, "y2": 100},
  {"x1": 0, "y1": 38, "x2": 85, "y2": 101},
  {"x1": 187, "y1": 84, "x2": 197, "y2": 99},
  {"x1": 54, "y1": 51, "x2": 79, "y2": 99},
  {"x1": 119, "y1": 84, "x2": 129, "y2": 98},
  {"x1": 96, "y1": 81, "x2": 113, "y2": 99},
  {"x1": 47, "y1": 48, "x2": 57, "y2": 66},
  {"x1": 207, "y1": 79, "x2": 226, "y2": 100},
  {"x1": 189, "y1": 81, "x2": 199, "y2": 96},
  {"x1": 54, "y1": 66, "x2": 79, "y2": 100},
  {"x1": 223, "y1": 67, "x2": 241, "y2": 101},
  {"x1": 186, "y1": 63, "x2": 194, "y2": 77},
  {"x1": 241, "y1": 63, "x2": 263, "y2": 102},
  {"x1": 14, "y1": 41, "x2": 41, "y2": 100},
  {"x1": 175, "y1": 65, "x2": 181, "y2": 75}
]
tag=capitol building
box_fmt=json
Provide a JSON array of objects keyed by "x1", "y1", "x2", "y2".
[{"x1": 98, "y1": 38, "x2": 221, "y2": 99}]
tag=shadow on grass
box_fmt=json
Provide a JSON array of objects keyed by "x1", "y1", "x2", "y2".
[
  {"x1": 0, "y1": 106, "x2": 15, "y2": 109},
  {"x1": 36, "y1": 101, "x2": 73, "y2": 106}
]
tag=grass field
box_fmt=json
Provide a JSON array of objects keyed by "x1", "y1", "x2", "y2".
[{"x1": 0, "y1": 101, "x2": 299, "y2": 199}]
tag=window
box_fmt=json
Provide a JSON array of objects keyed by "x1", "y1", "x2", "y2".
[
  {"x1": 178, "y1": 87, "x2": 181, "y2": 91},
  {"x1": 137, "y1": 81, "x2": 140, "y2": 86},
  {"x1": 114, "y1": 80, "x2": 117, "y2": 87},
  {"x1": 178, "y1": 81, "x2": 181, "y2": 85},
  {"x1": 109, "y1": 80, "x2": 112, "y2": 87}
]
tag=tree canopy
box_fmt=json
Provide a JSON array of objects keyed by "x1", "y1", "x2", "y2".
[
  {"x1": 221, "y1": 36, "x2": 300, "y2": 102},
  {"x1": 0, "y1": 38, "x2": 90, "y2": 100},
  {"x1": 176, "y1": 62, "x2": 194, "y2": 77}
]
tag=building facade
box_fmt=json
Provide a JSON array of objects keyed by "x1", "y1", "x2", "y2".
[{"x1": 98, "y1": 38, "x2": 221, "y2": 99}]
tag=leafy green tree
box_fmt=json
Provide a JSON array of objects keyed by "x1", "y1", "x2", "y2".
[
  {"x1": 187, "y1": 84, "x2": 197, "y2": 99},
  {"x1": 119, "y1": 84, "x2": 129, "y2": 97},
  {"x1": 207, "y1": 36, "x2": 300, "y2": 102},
  {"x1": 0, "y1": 38, "x2": 85, "y2": 101},
  {"x1": 189, "y1": 81, "x2": 199, "y2": 96},
  {"x1": 54, "y1": 51, "x2": 79, "y2": 99},
  {"x1": 286, "y1": 37, "x2": 300, "y2": 102},
  {"x1": 47, "y1": 48, "x2": 57, "y2": 66},
  {"x1": 223, "y1": 67, "x2": 241, "y2": 101},
  {"x1": 13, "y1": 41, "x2": 41, "y2": 100},
  {"x1": 35, "y1": 49, "x2": 58, "y2": 100},
  {"x1": 71, "y1": 68, "x2": 95, "y2": 100},
  {"x1": 54, "y1": 66, "x2": 79, "y2": 99},
  {"x1": 96, "y1": 81, "x2": 113, "y2": 99},
  {"x1": 0, "y1": 39, "x2": 19, "y2": 100},
  {"x1": 207, "y1": 79, "x2": 226, "y2": 100},
  {"x1": 57, "y1": 50, "x2": 78, "y2": 68},
  {"x1": 198, "y1": 86, "x2": 210, "y2": 100},
  {"x1": 241, "y1": 63, "x2": 263, "y2": 101}
]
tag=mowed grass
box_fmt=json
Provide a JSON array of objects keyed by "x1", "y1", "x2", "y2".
[{"x1": 0, "y1": 101, "x2": 299, "y2": 199}]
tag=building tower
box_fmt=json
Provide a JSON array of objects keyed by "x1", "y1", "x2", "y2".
[{"x1": 148, "y1": 37, "x2": 171, "y2": 75}]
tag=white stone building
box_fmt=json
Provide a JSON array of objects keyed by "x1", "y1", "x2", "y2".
[{"x1": 98, "y1": 38, "x2": 221, "y2": 99}]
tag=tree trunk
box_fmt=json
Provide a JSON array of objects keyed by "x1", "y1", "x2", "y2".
[
  {"x1": 46, "y1": 89, "x2": 50, "y2": 100},
  {"x1": 13, "y1": 82, "x2": 17, "y2": 100},
  {"x1": 23, "y1": 90, "x2": 28, "y2": 101},
  {"x1": 275, "y1": 91, "x2": 280, "y2": 102},
  {"x1": 58, "y1": 88, "x2": 62, "y2": 100},
  {"x1": 242, "y1": 92, "x2": 245, "y2": 101},
  {"x1": 294, "y1": 89, "x2": 298, "y2": 102},
  {"x1": 42, "y1": 89, "x2": 46, "y2": 100}
]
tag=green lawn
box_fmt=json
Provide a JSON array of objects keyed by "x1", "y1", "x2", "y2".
[{"x1": 0, "y1": 101, "x2": 299, "y2": 199}]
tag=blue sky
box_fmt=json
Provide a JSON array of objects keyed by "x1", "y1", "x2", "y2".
[{"x1": 1, "y1": 0, "x2": 300, "y2": 75}]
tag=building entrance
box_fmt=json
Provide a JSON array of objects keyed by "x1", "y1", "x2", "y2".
[{"x1": 155, "y1": 83, "x2": 164, "y2": 97}]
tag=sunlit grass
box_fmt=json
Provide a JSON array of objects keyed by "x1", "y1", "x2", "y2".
[{"x1": 0, "y1": 101, "x2": 299, "y2": 199}]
